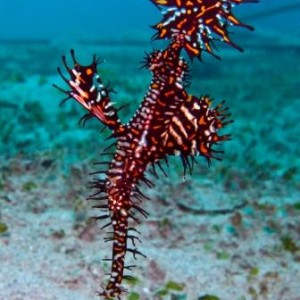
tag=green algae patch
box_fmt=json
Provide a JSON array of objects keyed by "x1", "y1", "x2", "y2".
[
  {"x1": 281, "y1": 235, "x2": 298, "y2": 253},
  {"x1": 293, "y1": 202, "x2": 300, "y2": 210},
  {"x1": 282, "y1": 166, "x2": 297, "y2": 182},
  {"x1": 22, "y1": 181, "x2": 38, "y2": 192},
  {"x1": 249, "y1": 267, "x2": 260, "y2": 277},
  {"x1": 155, "y1": 281, "x2": 185, "y2": 297},
  {"x1": 123, "y1": 276, "x2": 140, "y2": 286},
  {"x1": 0, "y1": 222, "x2": 8, "y2": 234},
  {"x1": 165, "y1": 281, "x2": 184, "y2": 292},
  {"x1": 128, "y1": 292, "x2": 140, "y2": 300},
  {"x1": 216, "y1": 251, "x2": 230, "y2": 260},
  {"x1": 198, "y1": 295, "x2": 220, "y2": 300}
]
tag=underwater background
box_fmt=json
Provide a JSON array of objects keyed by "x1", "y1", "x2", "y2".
[{"x1": 0, "y1": 1, "x2": 299, "y2": 300}]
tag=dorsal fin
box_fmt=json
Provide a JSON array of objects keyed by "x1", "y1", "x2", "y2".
[{"x1": 151, "y1": 0, "x2": 258, "y2": 59}]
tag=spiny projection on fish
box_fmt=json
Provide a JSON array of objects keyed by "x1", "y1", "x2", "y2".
[{"x1": 55, "y1": 0, "x2": 258, "y2": 298}]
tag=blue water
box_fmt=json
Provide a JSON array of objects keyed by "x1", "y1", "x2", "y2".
[{"x1": 0, "y1": 0, "x2": 299, "y2": 40}]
